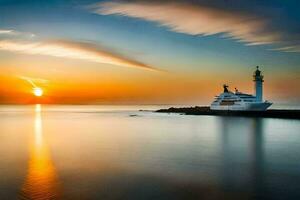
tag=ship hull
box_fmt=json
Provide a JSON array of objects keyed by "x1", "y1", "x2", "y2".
[{"x1": 210, "y1": 102, "x2": 272, "y2": 111}]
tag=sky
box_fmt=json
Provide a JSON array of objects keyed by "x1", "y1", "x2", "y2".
[{"x1": 0, "y1": 0, "x2": 299, "y2": 105}]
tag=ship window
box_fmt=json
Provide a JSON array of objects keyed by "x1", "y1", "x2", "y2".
[{"x1": 220, "y1": 100, "x2": 235, "y2": 105}]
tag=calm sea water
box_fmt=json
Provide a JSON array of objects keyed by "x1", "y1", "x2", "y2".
[{"x1": 0, "y1": 105, "x2": 300, "y2": 200}]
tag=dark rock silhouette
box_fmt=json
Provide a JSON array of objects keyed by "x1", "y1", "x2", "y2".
[{"x1": 156, "y1": 106, "x2": 300, "y2": 119}]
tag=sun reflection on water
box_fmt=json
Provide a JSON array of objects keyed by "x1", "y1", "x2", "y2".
[{"x1": 19, "y1": 104, "x2": 61, "y2": 200}]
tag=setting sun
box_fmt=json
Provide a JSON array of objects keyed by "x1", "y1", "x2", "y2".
[{"x1": 33, "y1": 87, "x2": 43, "y2": 97}]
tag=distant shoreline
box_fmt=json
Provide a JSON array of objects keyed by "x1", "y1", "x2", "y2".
[{"x1": 155, "y1": 106, "x2": 300, "y2": 120}]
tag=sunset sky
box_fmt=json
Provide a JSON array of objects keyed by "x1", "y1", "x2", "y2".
[{"x1": 0, "y1": 0, "x2": 299, "y2": 104}]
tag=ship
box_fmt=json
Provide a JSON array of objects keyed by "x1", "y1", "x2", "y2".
[{"x1": 210, "y1": 66, "x2": 272, "y2": 111}]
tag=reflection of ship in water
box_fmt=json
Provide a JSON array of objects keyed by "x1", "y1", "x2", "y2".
[
  {"x1": 219, "y1": 117, "x2": 265, "y2": 198},
  {"x1": 19, "y1": 104, "x2": 62, "y2": 200}
]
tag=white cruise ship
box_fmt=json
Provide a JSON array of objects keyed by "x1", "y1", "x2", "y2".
[{"x1": 210, "y1": 66, "x2": 272, "y2": 111}]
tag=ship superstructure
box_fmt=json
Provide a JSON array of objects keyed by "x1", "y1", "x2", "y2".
[{"x1": 210, "y1": 67, "x2": 272, "y2": 111}]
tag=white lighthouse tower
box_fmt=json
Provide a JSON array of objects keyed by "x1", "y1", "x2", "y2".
[{"x1": 253, "y1": 66, "x2": 264, "y2": 102}]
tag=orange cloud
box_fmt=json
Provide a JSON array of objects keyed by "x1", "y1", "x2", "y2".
[
  {"x1": 0, "y1": 39, "x2": 160, "y2": 71},
  {"x1": 93, "y1": 2, "x2": 282, "y2": 46}
]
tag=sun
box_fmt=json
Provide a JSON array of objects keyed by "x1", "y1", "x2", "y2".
[{"x1": 33, "y1": 87, "x2": 43, "y2": 97}]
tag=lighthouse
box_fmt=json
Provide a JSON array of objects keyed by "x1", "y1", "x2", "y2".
[{"x1": 253, "y1": 66, "x2": 264, "y2": 102}]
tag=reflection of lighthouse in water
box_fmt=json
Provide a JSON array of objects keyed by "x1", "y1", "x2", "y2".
[
  {"x1": 19, "y1": 104, "x2": 62, "y2": 200},
  {"x1": 219, "y1": 117, "x2": 266, "y2": 198}
]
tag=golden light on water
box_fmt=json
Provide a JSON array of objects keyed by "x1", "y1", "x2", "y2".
[
  {"x1": 34, "y1": 104, "x2": 42, "y2": 147},
  {"x1": 33, "y1": 87, "x2": 43, "y2": 97},
  {"x1": 19, "y1": 104, "x2": 61, "y2": 200}
]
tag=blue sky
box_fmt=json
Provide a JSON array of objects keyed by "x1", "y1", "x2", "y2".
[
  {"x1": 1, "y1": 0, "x2": 300, "y2": 71},
  {"x1": 0, "y1": 0, "x2": 299, "y2": 104}
]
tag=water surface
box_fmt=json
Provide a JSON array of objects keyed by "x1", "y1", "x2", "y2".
[{"x1": 1, "y1": 105, "x2": 300, "y2": 200}]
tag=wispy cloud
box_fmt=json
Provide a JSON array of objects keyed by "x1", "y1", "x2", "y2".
[
  {"x1": 0, "y1": 29, "x2": 35, "y2": 37},
  {"x1": 271, "y1": 45, "x2": 300, "y2": 53},
  {"x1": 0, "y1": 29, "x2": 16, "y2": 35},
  {"x1": 0, "y1": 39, "x2": 160, "y2": 71},
  {"x1": 18, "y1": 75, "x2": 49, "y2": 87},
  {"x1": 92, "y1": 1, "x2": 283, "y2": 46}
]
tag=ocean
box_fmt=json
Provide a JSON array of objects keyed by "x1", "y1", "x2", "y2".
[{"x1": 0, "y1": 105, "x2": 300, "y2": 200}]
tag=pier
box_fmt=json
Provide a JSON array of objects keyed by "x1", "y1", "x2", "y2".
[{"x1": 156, "y1": 106, "x2": 300, "y2": 120}]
